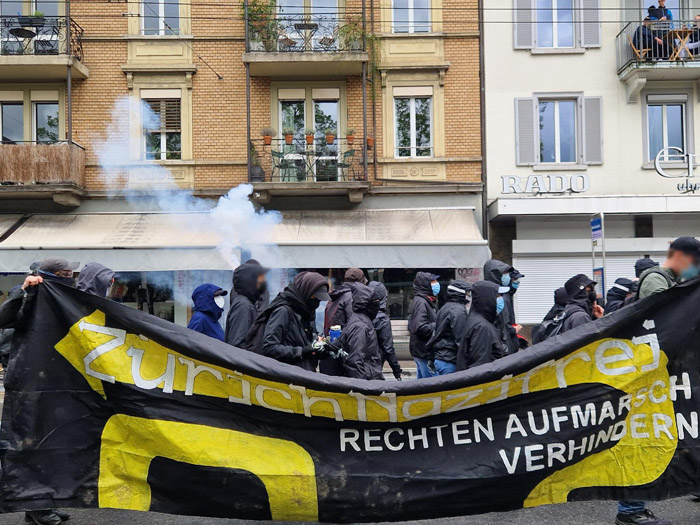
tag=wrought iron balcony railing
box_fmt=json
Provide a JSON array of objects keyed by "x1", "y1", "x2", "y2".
[
  {"x1": 617, "y1": 19, "x2": 700, "y2": 73},
  {"x1": 0, "y1": 15, "x2": 84, "y2": 60},
  {"x1": 245, "y1": 11, "x2": 365, "y2": 53},
  {"x1": 249, "y1": 137, "x2": 368, "y2": 183}
]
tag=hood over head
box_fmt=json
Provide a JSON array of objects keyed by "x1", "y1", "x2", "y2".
[
  {"x1": 368, "y1": 281, "x2": 388, "y2": 310},
  {"x1": 607, "y1": 277, "x2": 635, "y2": 301},
  {"x1": 329, "y1": 281, "x2": 354, "y2": 301},
  {"x1": 446, "y1": 280, "x2": 471, "y2": 304},
  {"x1": 351, "y1": 282, "x2": 379, "y2": 313},
  {"x1": 293, "y1": 271, "x2": 330, "y2": 302},
  {"x1": 471, "y1": 281, "x2": 499, "y2": 323},
  {"x1": 413, "y1": 271, "x2": 438, "y2": 296},
  {"x1": 483, "y1": 259, "x2": 514, "y2": 285},
  {"x1": 233, "y1": 262, "x2": 265, "y2": 301},
  {"x1": 554, "y1": 286, "x2": 568, "y2": 307},
  {"x1": 565, "y1": 274, "x2": 596, "y2": 304},
  {"x1": 635, "y1": 257, "x2": 659, "y2": 278},
  {"x1": 344, "y1": 268, "x2": 367, "y2": 284},
  {"x1": 77, "y1": 263, "x2": 117, "y2": 297},
  {"x1": 192, "y1": 283, "x2": 227, "y2": 320}
]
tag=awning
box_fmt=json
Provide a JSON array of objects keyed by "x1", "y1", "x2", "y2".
[{"x1": 0, "y1": 208, "x2": 489, "y2": 272}]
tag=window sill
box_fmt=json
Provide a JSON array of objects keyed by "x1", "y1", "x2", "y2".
[
  {"x1": 381, "y1": 32, "x2": 442, "y2": 39},
  {"x1": 642, "y1": 161, "x2": 691, "y2": 170},
  {"x1": 532, "y1": 164, "x2": 588, "y2": 171},
  {"x1": 385, "y1": 156, "x2": 442, "y2": 163},
  {"x1": 530, "y1": 47, "x2": 586, "y2": 55},
  {"x1": 126, "y1": 34, "x2": 194, "y2": 41}
]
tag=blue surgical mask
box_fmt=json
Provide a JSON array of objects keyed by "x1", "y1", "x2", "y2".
[
  {"x1": 496, "y1": 296, "x2": 505, "y2": 315},
  {"x1": 431, "y1": 282, "x2": 441, "y2": 296},
  {"x1": 511, "y1": 279, "x2": 520, "y2": 289},
  {"x1": 501, "y1": 274, "x2": 511, "y2": 287},
  {"x1": 680, "y1": 265, "x2": 700, "y2": 281}
]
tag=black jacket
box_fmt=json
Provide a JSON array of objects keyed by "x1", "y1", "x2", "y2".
[
  {"x1": 561, "y1": 290, "x2": 594, "y2": 333},
  {"x1": 77, "y1": 263, "x2": 116, "y2": 297},
  {"x1": 226, "y1": 263, "x2": 265, "y2": 347},
  {"x1": 408, "y1": 272, "x2": 437, "y2": 359},
  {"x1": 426, "y1": 280, "x2": 470, "y2": 364},
  {"x1": 261, "y1": 274, "x2": 322, "y2": 372},
  {"x1": 605, "y1": 278, "x2": 634, "y2": 314},
  {"x1": 457, "y1": 281, "x2": 503, "y2": 371},
  {"x1": 340, "y1": 284, "x2": 383, "y2": 380},
  {"x1": 368, "y1": 281, "x2": 401, "y2": 376},
  {"x1": 320, "y1": 282, "x2": 356, "y2": 376},
  {"x1": 543, "y1": 287, "x2": 568, "y2": 322},
  {"x1": 483, "y1": 259, "x2": 518, "y2": 355}
]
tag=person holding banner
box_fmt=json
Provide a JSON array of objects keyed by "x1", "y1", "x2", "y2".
[
  {"x1": 456, "y1": 280, "x2": 503, "y2": 371},
  {"x1": 560, "y1": 274, "x2": 605, "y2": 333}
]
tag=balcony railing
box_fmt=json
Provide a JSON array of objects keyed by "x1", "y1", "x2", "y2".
[
  {"x1": 245, "y1": 11, "x2": 365, "y2": 53},
  {"x1": 0, "y1": 16, "x2": 84, "y2": 61},
  {"x1": 0, "y1": 141, "x2": 86, "y2": 186},
  {"x1": 249, "y1": 137, "x2": 368, "y2": 183},
  {"x1": 617, "y1": 19, "x2": 700, "y2": 73}
]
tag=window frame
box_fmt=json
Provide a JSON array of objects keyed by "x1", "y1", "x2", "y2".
[
  {"x1": 32, "y1": 101, "x2": 59, "y2": 143},
  {"x1": 641, "y1": 91, "x2": 693, "y2": 167},
  {"x1": 140, "y1": 0, "x2": 180, "y2": 36},
  {"x1": 537, "y1": 98, "x2": 578, "y2": 164},
  {"x1": 393, "y1": 94, "x2": 433, "y2": 159},
  {"x1": 142, "y1": 98, "x2": 182, "y2": 161},
  {"x1": 534, "y1": 0, "x2": 576, "y2": 49},
  {"x1": 391, "y1": 0, "x2": 431, "y2": 34},
  {"x1": 533, "y1": 94, "x2": 582, "y2": 166},
  {"x1": 0, "y1": 101, "x2": 24, "y2": 144}
]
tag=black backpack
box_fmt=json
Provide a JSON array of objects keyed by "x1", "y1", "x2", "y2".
[
  {"x1": 531, "y1": 311, "x2": 567, "y2": 345},
  {"x1": 242, "y1": 305, "x2": 290, "y2": 354}
]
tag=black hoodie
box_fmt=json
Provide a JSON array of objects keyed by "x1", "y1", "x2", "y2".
[
  {"x1": 407, "y1": 272, "x2": 437, "y2": 360},
  {"x1": 483, "y1": 259, "x2": 518, "y2": 355},
  {"x1": 457, "y1": 281, "x2": 503, "y2": 371},
  {"x1": 543, "y1": 287, "x2": 568, "y2": 322},
  {"x1": 340, "y1": 283, "x2": 383, "y2": 380},
  {"x1": 225, "y1": 262, "x2": 265, "y2": 347},
  {"x1": 561, "y1": 288, "x2": 594, "y2": 333},
  {"x1": 426, "y1": 280, "x2": 470, "y2": 364},
  {"x1": 605, "y1": 278, "x2": 635, "y2": 314},
  {"x1": 368, "y1": 281, "x2": 402, "y2": 378},
  {"x1": 77, "y1": 263, "x2": 116, "y2": 297}
]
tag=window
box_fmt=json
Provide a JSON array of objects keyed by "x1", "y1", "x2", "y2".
[
  {"x1": 142, "y1": 0, "x2": 179, "y2": 35},
  {"x1": 393, "y1": 0, "x2": 430, "y2": 33},
  {"x1": 513, "y1": 0, "x2": 601, "y2": 50},
  {"x1": 536, "y1": 0, "x2": 574, "y2": 48},
  {"x1": 538, "y1": 99, "x2": 576, "y2": 163},
  {"x1": 143, "y1": 99, "x2": 181, "y2": 160},
  {"x1": 34, "y1": 102, "x2": 58, "y2": 143},
  {"x1": 1, "y1": 103, "x2": 23, "y2": 143},
  {"x1": 647, "y1": 100, "x2": 686, "y2": 162},
  {"x1": 394, "y1": 96, "x2": 432, "y2": 158}
]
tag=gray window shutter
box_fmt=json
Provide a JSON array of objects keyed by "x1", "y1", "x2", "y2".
[
  {"x1": 513, "y1": 0, "x2": 534, "y2": 49},
  {"x1": 580, "y1": 0, "x2": 601, "y2": 48},
  {"x1": 583, "y1": 96, "x2": 603, "y2": 165},
  {"x1": 515, "y1": 97, "x2": 537, "y2": 166}
]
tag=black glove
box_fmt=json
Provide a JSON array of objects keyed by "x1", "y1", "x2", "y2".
[
  {"x1": 301, "y1": 344, "x2": 316, "y2": 358},
  {"x1": 393, "y1": 368, "x2": 403, "y2": 381},
  {"x1": 302, "y1": 343, "x2": 330, "y2": 360}
]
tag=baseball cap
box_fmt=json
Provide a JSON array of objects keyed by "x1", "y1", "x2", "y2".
[
  {"x1": 312, "y1": 284, "x2": 331, "y2": 302},
  {"x1": 39, "y1": 257, "x2": 80, "y2": 274},
  {"x1": 510, "y1": 270, "x2": 525, "y2": 280},
  {"x1": 565, "y1": 274, "x2": 597, "y2": 298},
  {"x1": 670, "y1": 236, "x2": 700, "y2": 261},
  {"x1": 213, "y1": 289, "x2": 228, "y2": 297}
]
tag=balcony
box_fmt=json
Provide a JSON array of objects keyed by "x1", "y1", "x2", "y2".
[
  {"x1": 0, "y1": 141, "x2": 86, "y2": 207},
  {"x1": 242, "y1": 9, "x2": 368, "y2": 77},
  {"x1": 617, "y1": 19, "x2": 700, "y2": 101},
  {"x1": 248, "y1": 137, "x2": 370, "y2": 203},
  {"x1": 0, "y1": 16, "x2": 88, "y2": 80}
]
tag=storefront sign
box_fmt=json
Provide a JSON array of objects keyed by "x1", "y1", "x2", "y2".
[
  {"x1": 654, "y1": 147, "x2": 700, "y2": 193},
  {"x1": 501, "y1": 174, "x2": 590, "y2": 194}
]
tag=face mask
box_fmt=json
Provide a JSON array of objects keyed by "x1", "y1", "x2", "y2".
[
  {"x1": 511, "y1": 279, "x2": 520, "y2": 290},
  {"x1": 587, "y1": 289, "x2": 598, "y2": 304},
  {"x1": 308, "y1": 298, "x2": 321, "y2": 311},
  {"x1": 681, "y1": 265, "x2": 700, "y2": 281},
  {"x1": 431, "y1": 282, "x2": 441, "y2": 296},
  {"x1": 214, "y1": 295, "x2": 225, "y2": 309},
  {"x1": 501, "y1": 274, "x2": 511, "y2": 287},
  {"x1": 258, "y1": 281, "x2": 268, "y2": 295},
  {"x1": 366, "y1": 302, "x2": 381, "y2": 320},
  {"x1": 496, "y1": 296, "x2": 505, "y2": 315}
]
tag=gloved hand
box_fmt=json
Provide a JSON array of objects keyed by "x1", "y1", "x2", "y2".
[
  {"x1": 428, "y1": 360, "x2": 437, "y2": 376},
  {"x1": 393, "y1": 368, "x2": 403, "y2": 381},
  {"x1": 301, "y1": 344, "x2": 317, "y2": 358}
]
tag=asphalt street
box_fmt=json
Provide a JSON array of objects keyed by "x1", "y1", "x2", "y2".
[{"x1": 1, "y1": 498, "x2": 698, "y2": 525}]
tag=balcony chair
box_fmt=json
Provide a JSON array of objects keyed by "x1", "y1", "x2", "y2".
[
  {"x1": 271, "y1": 150, "x2": 298, "y2": 182},
  {"x1": 627, "y1": 33, "x2": 651, "y2": 60},
  {"x1": 338, "y1": 149, "x2": 356, "y2": 181}
]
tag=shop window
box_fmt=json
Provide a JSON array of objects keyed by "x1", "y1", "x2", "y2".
[
  {"x1": 392, "y1": 0, "x2": 430, "y2": 33},
  {"x1": 142, "y1": 0, "x2": 180, "y2": 35},
  {"x1": 1, "y1": 102, "x2": 23, "y2": 143},
  {"x1": 143, "y1": 98, "x2": 182, "y2": 160},
  {"x1": 394, "y1": 94, "x2": 433, "y2": 158},
  {"x1": 110, "y1": 272, "x2": 175, "y2": 322},
  {"x1": 33, "y1": 101, "x2": 59, "y2": 143}
]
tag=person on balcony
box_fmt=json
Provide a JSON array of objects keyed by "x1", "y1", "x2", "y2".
[
  {"x1": 633, "y1": 17, "x2": 665, "y2": 60},
  {"x1": 648, "y1": 1, "x2": 674, "y2": 58},
  {"x1": 686, "y1": 14, "x2": 700, "y2": 56}
]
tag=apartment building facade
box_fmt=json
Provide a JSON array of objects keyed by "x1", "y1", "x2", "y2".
[
  {"x1": 0, "y1": 0, "x2": 488, "y2": 324},
  {"x1": 485, "y1": 0, "x2": 700, "y2": 323}
]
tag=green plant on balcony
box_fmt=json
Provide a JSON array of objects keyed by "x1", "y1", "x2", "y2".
[
  {"x1": 261, "y1": 127, "x2": 275, "y2": 145},
  {"x1": 242, "y1": 0, "x2": 279, "y2": 52},
  {"x1": 305, "y1": 128, "x2": 315, "y2": 145},
  {"x1": 282, "y1": 128, "x2": 295, "y2": 144},
  {"x1": 18, "y1": 11, "x2": 45, "y2": 28},
  {"x1": 346, "y1": 128, "x2": 355, "y2": 145},
  {"x1": 324, "y1": 128, "x2": 336, "y2": 145},
  {"x1": 249, "y1": 142, "x2": 265, "y2": 182},
  {"x1": 339, "y1": 15, "x2": 363, "y2": 51}
]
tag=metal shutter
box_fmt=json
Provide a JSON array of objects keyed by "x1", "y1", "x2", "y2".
[
  {"x1": 513, "y1": 0, "x2": 534, "y2": 49},
  {"x1": 580, "y1": 0, "x2": 602, "y2": 48},
  {"x1": 583, "y1": 96, "x2": 603, "y2": 165},
  {"x1": 515, "y1": 97, "x2": 536, "y2": 166}
]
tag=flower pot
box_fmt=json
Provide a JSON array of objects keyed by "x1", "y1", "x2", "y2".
[
  {"x1": 325, "y1": 134, "x2": 336, "y2": 145},
  {"x1": 250, "y1": 165, "x2": 265, "y2": 182},
  {"x1": 366, "y1": 137, "x2": 375, "y2": 150},
  {"x1": 263, "y1": 135, "x2": 272, "y2": 145},
  {"x1": 346, "y1": 135, "x2": 355, "y2": 145},
  {"x1": 18, "y1": 16, "x2": 44, "y2": 28},
  {"x1": 284, "y1": 134, "x2": 294, "y2": 145},
  {"x1": 305, "y1": 134, "x2": 314, "y2": 145}
]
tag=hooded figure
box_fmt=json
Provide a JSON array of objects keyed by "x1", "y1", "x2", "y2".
[
  {"x1": 635, "y1": 257, "x2": 659, "y2": 278},
  {"x1": 321, "y1": 267, "x2": 367, "y2": 376},
  {"x1": 483, "y1": 259, "x2": 520, "y2": 355},
  {"x1": 408, "y1": 271, "x2": 438, "y2": 378},
  {"x1": 261, "y1": 271, "x2": 331, "y2": 372},
  {"x1": 340, "y1": 283, "x2": 383, "y2": 380},
  {"x1": 605, "y1": 278, "x2": 635, "y2": 314},
  {"x1": 426, "y1": 280, "x2": 471, "y2": 374},
  {"x1": 188, "y1": 284, "x2": 227, "y2": 341},
  {"x1": 561, "y1": 274, "x2": 599, "y2": 333},
  {"x1": 542, "y1": 287, "x2": 568, "y2": 322},
  {"x1": 225, "y1": 262, "x2": 267, "y2": 347},
  {"x1": 367, "y1": 281, "x2": 402, "y2": 380},
  {"x1": 77, "y1": 263, "x2": 116, "y2": 297},
  {"x1": 457, "y1": 281, "x2": 503, "y2": 371}
]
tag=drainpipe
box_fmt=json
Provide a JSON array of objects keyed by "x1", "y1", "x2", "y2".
[
  {"x1": 66, "y1": 0, "x2": 72, "y2": 144},
  {"x1": 478, "y1": 0, "x2": 489, "y2": 239},
  {"x1": 244, "y1": 1, "x2": 251, "y2": 182},
  {"x1": 361, "y1": 0, "x2": 368, "y2": 181},
  {"x1": 370, "y1": 0, "x2": 377, "y2": 181}
]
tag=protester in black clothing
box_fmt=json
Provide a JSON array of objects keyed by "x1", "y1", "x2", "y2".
[
  {"x1": 560, "y1": 274, "x2": 605, "y2": 334},
  {"x1": 368, "y1": 281, "x2": 402, "y2": 380},
  {"x1": 483, "y1": 259, "x2": 521, "y2": 355},
  {"x1": 408, "y1": 271, "x2": 439, "y2": 379},
  {"x1": 260, "y1": 271, "x2": 331, "y2": 372},
  {"x1": 77, "y1": 262, "x2": 117, "y2": 298},
  {"x1": 543, "y1": 287, "x2": 568, "y2": 322},
  {"x1": 321, "y1": 268, "x2": 367, "y2": 376},
  {"x1": 635, "y1": 257, "x2": 659, "y2": 278},
  {"x1": 605, "y1": 278, "x2": 635, "y2": 314},
  {"x1": 340, "y1": 283, "x2": 383, "y2": 380},
  {"x1": 225, "y1": 261, "x2": 268, "y2": 347},
  {"x1": 456, "y1": 281, "x2": 503, "y2": 371},
  {"x1": 426, "y1": 280, "x2": 470, "y2": 375}
]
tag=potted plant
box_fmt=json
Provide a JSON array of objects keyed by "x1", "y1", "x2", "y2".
[
  {"x1": 366, "y1": 137, "x2": 375, "y2": 150},
  {"x1": 249, "y1": 143, "x2": 265, "y2": 182},
  {"x1": 325, "y1": 129, "x2": 336, "y2": 145},
  {"x1": 283, "y1": 128, "x2": 295, "y2": 145},
  {"x1": 18, "y1": 11, "x2": 45, "y2": 28},
  {"x1": 261, "y1": 127, "x2": 275, "y2": 145},
  {"x1": 242, "y1": 0, "x2": 279, "y2": 52},
  {"x1": 339, "y1": 15, "x2": 363, "y2": 51},
  {"x1": 346, "y1": 128, "x2": 355, "y2": 145},
  {"x1": 305, "y1": 129, "x2": 315, "y2": 145}
]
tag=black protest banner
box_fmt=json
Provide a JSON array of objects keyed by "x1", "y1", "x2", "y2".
[{"x1": 1, "y1": 280, "x2": 699, "y2": 522}]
